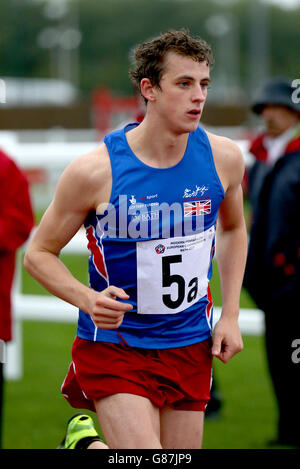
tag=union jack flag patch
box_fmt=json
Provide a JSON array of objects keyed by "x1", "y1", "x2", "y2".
[{"x1": 184, "y1": 199, "x2": 211, "y2": 217}]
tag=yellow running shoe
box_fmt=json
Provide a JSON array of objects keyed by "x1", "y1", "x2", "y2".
[{"x1": 57, "y1": 413, "x2": 102, "y2": 449}]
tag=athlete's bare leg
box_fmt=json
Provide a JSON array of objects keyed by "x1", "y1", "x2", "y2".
[
  {"x1": 160, "y1": 407, "x2": 204, "y2": 449},
  {"x1": 94, "y1": 393, "x2": 161, "y2": 449},
  {"x1": 87, "y1": 440, "x2": 108, "y2": 449}
]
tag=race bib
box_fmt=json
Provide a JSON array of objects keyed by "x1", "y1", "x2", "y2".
[{"x1": 136, "y1": 226, "x2": 215, "y2": 315}]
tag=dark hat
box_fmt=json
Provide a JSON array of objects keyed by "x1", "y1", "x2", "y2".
[{"x1": 251, "y1": 76, "x2": 300, "y2": 115}]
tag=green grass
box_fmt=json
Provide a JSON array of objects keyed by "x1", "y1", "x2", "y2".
[
  {"x1": 203, "y1": 335, "x2": 277, "y2": 449},
  {"x1": 3, "y1": 324, "x2": 279, "y2": 449},
  {"x1": 2, "y1": 321, "x2": 104, "y2": 449},
  {"x1": 2, "y1": 251, "x2": 287, "y2": 449},
  {"x1": 21, "y1": 253, "x2": 90, "y2": 296}
]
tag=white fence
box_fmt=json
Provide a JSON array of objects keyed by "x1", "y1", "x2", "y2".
[
  {"x1": 0, "y1": 130, "x2": 100, "y2": 210},
  {"x1": 0, "y1": 130, "x2": 254, "y2": 211},
  {"x1": 5, "y1": 229, "x2": 89, "y2": 381},
  {"x1": 1, "y1": 131, "x2": 261, "y2": 381}
]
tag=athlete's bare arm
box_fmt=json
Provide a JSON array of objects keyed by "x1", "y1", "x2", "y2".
[
  {"x1": 207, "y1": 132, "x2": 248, "y2": 363},
  {"x1": 24, "y1": 144, "x2": 133, "y2": 328}
]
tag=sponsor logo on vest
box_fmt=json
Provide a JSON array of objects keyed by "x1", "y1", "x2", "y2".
[{"x1": 183, "y1": 185, "x2": 209, "y2": 199}]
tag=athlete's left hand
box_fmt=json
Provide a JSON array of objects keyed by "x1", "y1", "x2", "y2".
[{"x1": 212, "y1": 316, "x2": 243, "y2": 363}]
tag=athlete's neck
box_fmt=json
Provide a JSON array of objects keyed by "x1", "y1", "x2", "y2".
[{"x1": 126, "y1": 118, "x2": 189, "y2": 169}]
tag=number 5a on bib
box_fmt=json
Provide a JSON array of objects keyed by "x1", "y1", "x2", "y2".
[{"x1": 136, "y1": 228, "x2": 215, "y2": 315}]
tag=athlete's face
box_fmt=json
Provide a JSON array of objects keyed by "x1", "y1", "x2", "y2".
[{"x1": 148, "y1": 52, "x2": 210, "y2": 134}]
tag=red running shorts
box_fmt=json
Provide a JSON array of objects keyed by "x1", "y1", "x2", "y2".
[{"x1": 61, "y1": 336, "x2": 213, "y2": 412}]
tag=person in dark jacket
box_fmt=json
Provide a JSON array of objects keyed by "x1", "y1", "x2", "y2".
[
  {"x1": 0, "y1": 148, "x2": 34, "y2": 448},
  {"x1": 244, "y1": 76, "x2": 300, "y2": 447}
]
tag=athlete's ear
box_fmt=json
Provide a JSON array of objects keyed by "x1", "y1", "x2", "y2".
[{"x1": 140, "y1": 78, "x2": 156, "y2": 103}]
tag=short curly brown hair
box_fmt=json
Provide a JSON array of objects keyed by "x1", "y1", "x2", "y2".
[{"x1": 129, "y1": 29, "x2": 214, "y2": 99}]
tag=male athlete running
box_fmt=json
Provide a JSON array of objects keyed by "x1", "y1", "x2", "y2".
[{"x1": 24, "y1": 30, "x2": 247, "y2": 449}]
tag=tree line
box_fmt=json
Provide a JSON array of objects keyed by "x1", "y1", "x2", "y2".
[{"x1": 0, "y1": 0, "x2": 299, "y2": 102}]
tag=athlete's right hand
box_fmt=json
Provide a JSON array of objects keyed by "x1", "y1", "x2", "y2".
[{"x1": 89, "y1": 285, "x2": 133, "y2": 329}]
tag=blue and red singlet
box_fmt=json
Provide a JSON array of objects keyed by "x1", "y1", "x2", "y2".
[{"x1": 77, "y1": 123, "x2": 224, "y2": 349}]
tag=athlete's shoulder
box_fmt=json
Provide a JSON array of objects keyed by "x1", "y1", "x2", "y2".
[
  {"x1": 62, "y1": 142, "x2": 111, "y2": 186},
  {"x1": 206, "y1": 130, "x2": 244, "y2": 169},
  {"x1": 53, "y1": 142, "x2": 112, "y2": 212},
  {"x1": 206, "y1": 130, "x2": 242, "y2": 156},
  {"x1": 205, "y1": 130, "x2": 245, "y2": 190}
]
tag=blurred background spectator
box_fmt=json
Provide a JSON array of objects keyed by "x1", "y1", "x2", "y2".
[
  {"x1": 0, "y1": 148, "x2": 34, "y2": 448},
  {"x1": 244, "y1": 76, "x2": 300, "y2": 447}
]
